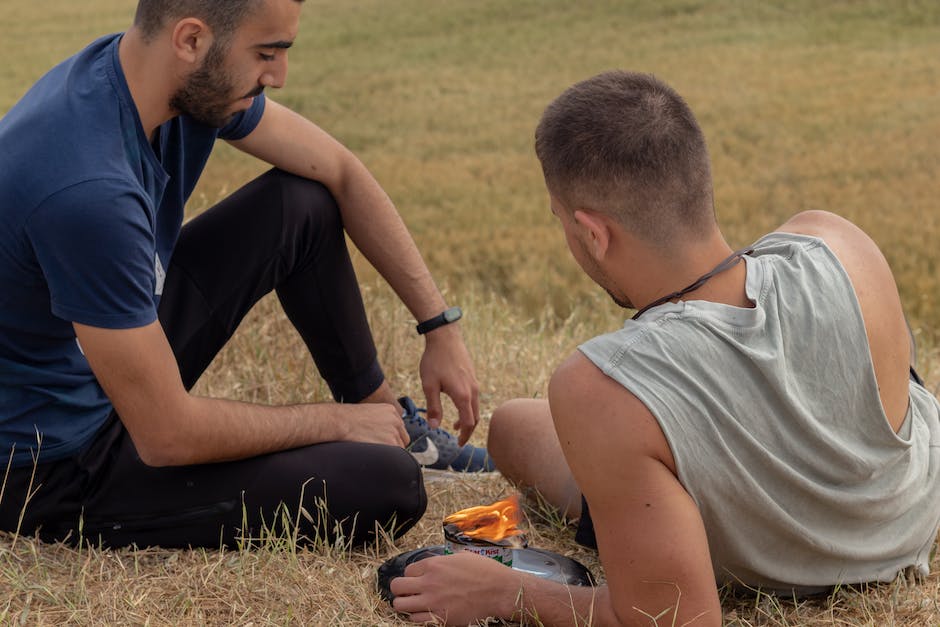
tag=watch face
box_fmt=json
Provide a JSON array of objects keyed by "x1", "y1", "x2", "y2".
[{"x1": 443, "y1": 308, "x2": 461, "y2": 323}]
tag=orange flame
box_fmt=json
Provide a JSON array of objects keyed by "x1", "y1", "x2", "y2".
[{"x1": 444, "y1": 494, "x2": 523, "y2": 541}]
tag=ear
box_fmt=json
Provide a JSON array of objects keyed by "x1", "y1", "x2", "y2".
[
  {"x1": 170, "y1": 18, "x2": 214, "y2": 65},
  {"x1": 573, "y1": 209, "x2": 612, "y2": 260}
]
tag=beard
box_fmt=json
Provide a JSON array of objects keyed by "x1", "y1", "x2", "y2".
[{"x1": 169, "y1": 42, "x2": 254, "y2": 128}]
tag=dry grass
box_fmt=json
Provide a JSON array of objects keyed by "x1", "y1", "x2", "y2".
[
  {"x1": 3, "y1": 0, "x2": 940, "y2": 624},
  {"x1": 2, "y1": 289, "x2": 939, "y2": 625}
]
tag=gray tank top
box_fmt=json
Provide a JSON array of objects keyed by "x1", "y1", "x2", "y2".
[{"x1": 579, "y1": 232, "x2": 940, "y2": 592}]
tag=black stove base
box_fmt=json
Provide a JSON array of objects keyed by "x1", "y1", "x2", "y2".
[{"x1": 377, "y1": 545, "x2": 595, "y2": 603}]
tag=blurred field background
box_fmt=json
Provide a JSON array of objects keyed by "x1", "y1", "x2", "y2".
[{"x1": 2, "y1": 0, "x2": 940, "y2": 624}]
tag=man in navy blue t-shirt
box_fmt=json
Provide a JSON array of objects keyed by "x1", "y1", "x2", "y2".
[{"x1": 0, "y1": 0, "x2": 487, "y2": 548}]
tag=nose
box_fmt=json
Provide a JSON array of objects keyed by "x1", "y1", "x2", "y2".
[{"x1": 261, "y1": 52, "x2": 289, "y2": 89}]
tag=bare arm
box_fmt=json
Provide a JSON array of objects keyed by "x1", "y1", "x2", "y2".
[
  {"x1": 548, "y1": 353, "x2": 721, "y2": 626},
  {"x1": 228, "y1": 99, "x2": 479, "y2": 437},
  {"x1": 390, "y1": 353, "x2": 720, "y2": 626},
  {"x1": 74, "y1": 320, "x2": 409, "y2": 466}
]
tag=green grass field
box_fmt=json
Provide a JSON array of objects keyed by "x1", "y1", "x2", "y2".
[{"x1": 2, "y1": 1, "x2": 940, "y2": 624}]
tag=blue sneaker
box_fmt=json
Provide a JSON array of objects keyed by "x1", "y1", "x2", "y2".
[{"x1": 399, "y1": 396, "x2": 496, "y2": 472}]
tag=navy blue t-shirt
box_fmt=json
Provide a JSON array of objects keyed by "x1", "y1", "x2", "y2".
[{"x1": 0, "y1": 34, "x2": 265, "y2": 466}]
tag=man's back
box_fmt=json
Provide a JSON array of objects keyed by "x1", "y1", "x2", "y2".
[
  {"x1": 779, "y1": 210, "x2": 913, "y2": 431},
  {"x1": 578, "y1": 222, "x2": 940, "y2": 591}
]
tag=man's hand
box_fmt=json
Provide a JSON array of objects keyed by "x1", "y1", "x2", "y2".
[
  {"x1": 337, "y1": 402, "x2": 409, "y2": 448},
  {"x1": 391, "y1": 551, "x2": 606, "y2": 626},
  {"x1": 390, "y1": 552, "x2": 520, "y2": 625},
  {"x1": 419, "y1": 324, "x2": 480, "y2": 445}
]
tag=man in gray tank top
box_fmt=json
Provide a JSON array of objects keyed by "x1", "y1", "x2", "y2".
[{"x1": 389, "y1": 71, "x2": 940, "y2": 626}]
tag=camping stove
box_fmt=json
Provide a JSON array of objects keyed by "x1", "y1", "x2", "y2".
[{"x1": 376, "y1": 495, "x2": 595, "y2": 604}]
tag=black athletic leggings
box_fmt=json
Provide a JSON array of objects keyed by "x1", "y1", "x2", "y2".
[{"x1": 0, "y1": 169, "x2": 427, "y2": 549}]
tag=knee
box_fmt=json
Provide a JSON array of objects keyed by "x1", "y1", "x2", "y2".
[
  {"x1": 358, "y1": 446, "x2": 427, "y2": 540},
  {"x1": 269, "y1": 168, "x2": 343, "y2": 236},
  {"x1": 487, "y1": 400, "x2": 514, "y2": 449},
  {"x1": 487, "y1": 398, "x2": 531, "y2": 468}
]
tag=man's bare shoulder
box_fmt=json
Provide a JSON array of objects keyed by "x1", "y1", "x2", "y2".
[
  {"x1": 549, "y1": 351, "x2": 676, "y2": 471},
  {"x1": 775, "y1": 210, "x2": 911, "y2": 431}
]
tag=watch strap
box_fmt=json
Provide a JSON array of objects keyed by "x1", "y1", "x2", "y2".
[{"x1": 416, "y1": 306, "x2": 462, "y2": 335}]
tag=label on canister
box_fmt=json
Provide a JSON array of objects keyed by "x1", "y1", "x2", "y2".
[{"x1": 444, "y1": 539, "x2": 513, "y2": 567}]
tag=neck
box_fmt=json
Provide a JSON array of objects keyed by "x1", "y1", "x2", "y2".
[
  {"x1": 626, "y1": 236, "x2": 752, "y2": 316},
  {"x1": 632, "y1": 246, "x2": 752, "y2": 319},
  {"x1": 118, "y1": 28, "x2": 178, "y2": 140}
]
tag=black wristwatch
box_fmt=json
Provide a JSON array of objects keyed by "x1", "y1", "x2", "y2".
[{"x1": 416, "y1": 306, "x2": 462, "y2": 335}]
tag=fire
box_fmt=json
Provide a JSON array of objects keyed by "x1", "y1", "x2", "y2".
[{"x1": 443, "y1": 494, "x2": 523, "y2": 541}]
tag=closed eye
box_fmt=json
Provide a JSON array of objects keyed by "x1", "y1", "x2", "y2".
[{"x1": 255, "y1": 40, "x2": 293, "y2": 61}]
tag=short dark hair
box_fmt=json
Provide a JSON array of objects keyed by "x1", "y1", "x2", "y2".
[
  {"x1": 535, "y1": 71, "x2": 715, "y2": 247},
  {"x1": 134, "y1": 0, "x2": 265, "y2": 43}
]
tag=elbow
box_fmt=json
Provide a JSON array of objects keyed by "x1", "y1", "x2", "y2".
[
  {"x1": 118, "y1": 399, "x2": 200, "y2": 467},
  {"x1": 132, "y1": 434, "x2": 192, "y2": 467},
  {"x1": 135, "y1": 444, "x2": 185, "y2": 467},
  {"x1": 597, "y1": 587, "x2": 722, "y2": 627},
  {"x1": 601, "y1": 608, "x2": 720, "y2": 627}
]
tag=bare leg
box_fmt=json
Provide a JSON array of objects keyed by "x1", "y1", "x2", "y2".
[{"x1": 487, "y1": 399, "x2": 582, "y2": 518}]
